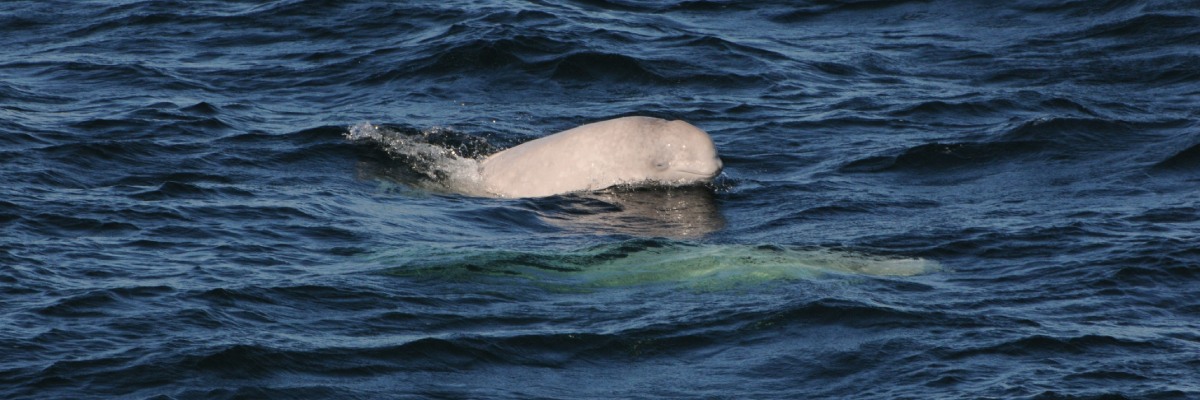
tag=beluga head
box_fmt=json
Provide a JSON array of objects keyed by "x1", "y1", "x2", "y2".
[
  {"x1": 478, "y1": 116, "x2": 724, "y2": 198},
  {"x1": 645, "y1": 119, "x2": 723, "y2": 185}
]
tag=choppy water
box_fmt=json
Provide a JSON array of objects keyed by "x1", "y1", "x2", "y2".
[{"x1": 3, "y1": 1, "x2": 1200, "y2": 398}]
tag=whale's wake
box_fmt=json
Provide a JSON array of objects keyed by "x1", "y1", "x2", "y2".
[{"x1": 346, "y1": 122, "x2": 490, "y2": 195}]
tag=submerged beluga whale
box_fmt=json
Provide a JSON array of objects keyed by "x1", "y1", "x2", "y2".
[{"x1": 478, "y1": 116, "x2": 723, "y2": 198}]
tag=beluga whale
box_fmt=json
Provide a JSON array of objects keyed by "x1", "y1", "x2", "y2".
[{"x1": 478, "y1": 116, "x2": 723, "y2": 198}]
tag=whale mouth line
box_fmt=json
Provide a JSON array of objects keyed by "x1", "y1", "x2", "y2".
[{"x1": 675, "y1": 168, "x2": 722, "y2": 177}]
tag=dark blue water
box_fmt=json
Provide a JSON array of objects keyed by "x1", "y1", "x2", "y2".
[{"x1": 4, "y1": 1, "x2": 1200, "y2": 398}]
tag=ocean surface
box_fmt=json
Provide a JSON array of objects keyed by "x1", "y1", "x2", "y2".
[{"x1": 3, "y1": 1, "x2": 1200, "y2": 398}]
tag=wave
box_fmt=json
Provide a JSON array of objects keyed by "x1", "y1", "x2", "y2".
[
  {"x1": 1153, "y1": 142, "x2": 1200, "y2": 171},
  {"x1": 840, "y1": 141, "x2": 1045, "y2": 173},
  {"x1": 393, "y1": 34, "x2": 772, "y2": 90},
  {"x1": 127, "y1": 181, "x2": 254, "y2": 201},
  {"x1": 7, "y1": 290, "x2": 992, "y2": 400},
  {"x1": 940, "y1": 333, "x2": 1163, "y2": 360},
  {"x1": 998, "y1": 117, "x2": 1144, "y2": 148},
  {"x1": 841, "y1": 116, "x2": 1187, "y2": 173},
  {"x1": 887, "y1": 98, "x2": 1022, "y2": 120},
  {"x1": 551, "y1": 51, "x2": 667, "y2": 83},
  {"x1": 769, "y1": 0, "x2": 936, "y2": 22},
  {"x1": 19, "y1": 213, "x2": 140, "y2": 238},
  {"x1": 1053, "y1": 13, "x2": 1200, "y2": 43}
]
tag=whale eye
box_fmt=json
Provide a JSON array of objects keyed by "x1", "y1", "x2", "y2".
[{"x1": 653, "y1": 160, "x2": 669, "y2": 171}]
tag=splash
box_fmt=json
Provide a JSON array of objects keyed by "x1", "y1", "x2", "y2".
[{"x1": 345, "y1": 122, "x2": 489, "y2": 195}]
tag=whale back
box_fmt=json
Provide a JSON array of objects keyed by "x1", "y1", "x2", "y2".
[{"x1": 479, "y1": 116, "x2": 721, "y2": 198}]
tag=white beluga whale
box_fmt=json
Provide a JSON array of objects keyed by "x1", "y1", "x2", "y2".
[{"x1": 479, "y1": 116, "x2": 723, "y2": 198}]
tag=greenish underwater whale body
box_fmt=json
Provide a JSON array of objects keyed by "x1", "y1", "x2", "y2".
[{"x1": 373, "y1": 241, "x2": 941, "y2": 289}]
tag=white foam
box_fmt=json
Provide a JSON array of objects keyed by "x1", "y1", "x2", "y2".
[{"x1": 346, "y1": 122, "x2": 487, "y2": 195}]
